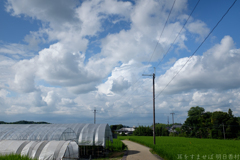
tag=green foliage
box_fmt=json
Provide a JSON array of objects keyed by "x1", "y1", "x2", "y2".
[
  {"x1": 169, "y1": 132, "x2": 177, "y2": 137},
  {"x1": 183, "y1": 107, "x2": 240, "y2": 139},
  {"x1": 120, "y1": 136, "x2": 240, "y2": 160},
  {"x1": 237, "y1": 117, "x2": 240, "y2": 124},
  {"x1": 0, "y1": 154, "x2": 36, "y2": 160},
  {"x1": 120, "y1": 132, "x2": 127, "y2": 136},
  {"x1": 188, "y1": 106, "x2": 205, "y2": 117},
  {"x1": 0, "y1": 120, "x2": 49, "y2": 124},
  {"x1": 107, "y1": 138, "x2": 127, "y2": 151},
  {"x1": 155, "y1": 126, "x2": 169, "y2": 136},
  {"x1": 117, "y1": 136, "x2": 132, "y2": 140},
  {"x1": 110, "y1": 124, "x2": 123, "y2": 133},
  {"x1": 133, "y1": 125, "x2": 169, "y2": 136},
  {"x1": 133, "y1": 126, "x2": 153, "y2": 136},
  {"x1": 154, "y1": 123, "x2": 169, "y2": 128},
  {"x1": 228, "y1": 108, "x2": 233, "y2": 118}
]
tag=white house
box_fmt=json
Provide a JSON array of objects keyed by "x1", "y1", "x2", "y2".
[{"x1": 115, "y1": 127, "x2": 135, "y2": 135}]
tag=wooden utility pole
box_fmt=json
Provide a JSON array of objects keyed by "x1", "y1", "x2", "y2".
[
  {"x1": 142, "y1": 68, "x2": 156, "y2": 145},
  {"x1": 168, "y1": 116, "x2": 169, "y2": 126},
  {"x1": 94, "y1": 107, "x2": 97, "y2": 124},
  {"x1": 222, "y1": 123, "x2": 225, "y2": 139}
]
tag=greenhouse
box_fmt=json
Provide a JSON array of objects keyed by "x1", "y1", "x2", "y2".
[
  {"x1": 0, "y1": 123, "x2": 113, "y2": 147},
  {"x1": 0, "y1": 123, "x2": 113, "y2": 159},
  {"x1": 0, "y1": 140, "x2": 79, "y2": 160}
]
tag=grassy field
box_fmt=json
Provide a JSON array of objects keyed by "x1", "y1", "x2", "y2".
[
  {"x1": 0, "y1": 154, "x2": 36, "y2": 160},
  {"x1": 119, "y1": 136, "x2": 240, "y2": 160}
]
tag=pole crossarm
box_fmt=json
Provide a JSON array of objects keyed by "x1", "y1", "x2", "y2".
[{"x1": 142, "y1": 74, "x2": 153, "y2": 76}]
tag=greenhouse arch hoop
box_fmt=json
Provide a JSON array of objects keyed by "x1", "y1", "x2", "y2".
[{"x1": 0, "y1": 123, "x2": 113, "y2": 147}]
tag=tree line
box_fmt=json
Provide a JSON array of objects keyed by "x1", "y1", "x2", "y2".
[
  {"x1": 111, "y1": 106, "x2": 240, "y2": 139},
  {"x1": 181, "y1": 106, "x2": 240, "y2": 139},
  {"x1": 0, "y1": 120, "x2": 49, "y2": 124},
  {"x1": 133, "y1": 124, "x2": 169, "y2": 136}
]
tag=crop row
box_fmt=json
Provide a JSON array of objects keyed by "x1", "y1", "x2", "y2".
[{"x1": 119, "y1": 136, "x2": 240, "y2": 160}]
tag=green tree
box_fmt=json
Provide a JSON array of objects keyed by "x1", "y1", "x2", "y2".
[
  {"x1": 133, "y1": 126, "x2": 153, "y2": 136},
  {"x1": 198, "y1": 112, "x2": 212, "y2": 138},
  {"x1": 183, "y1": 107, "x2": 240, "y2": 139},
  {"x1": 228, "y1": 108, "x2": 233, "y2": 118},
  {"x1": 188, "y1": 106, "x2": 205, "y2": 117},
  {"x1": 182, "y1": 106, "x2": 205, "y2": 137},
  {"x1": 211, "y1": 111, "x2": 229, "y2": 139},
  {"x1": 225, "y1": 117, "x2": 239, "y2": 138},
  {"x1": 110, "y1": 124, "x2": 123, "y2": 133},
  {"x1": 211, "y1": 110, "x2": 240, "y2": 139}
]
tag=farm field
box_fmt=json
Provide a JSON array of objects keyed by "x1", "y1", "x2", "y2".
[{"x1": 119, "y1": 136, "x2": 240, "y2": 160}]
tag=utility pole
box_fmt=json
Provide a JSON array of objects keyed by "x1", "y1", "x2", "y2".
[
  {"x1": 168, "y1": 116, "x2": 169, "y2": 126},
  {"x1": 142, "y1": 67, "x2": 156, "y2": 145},
  {"x1": 170, "y1": 112, "x2": 175, "y2": 125},
  {"x1": 222, "y1": 123, "x2": 225, "y2": 139},
  {"x1": 93, "y1": 107, "x2": 97, "y2": 124}
]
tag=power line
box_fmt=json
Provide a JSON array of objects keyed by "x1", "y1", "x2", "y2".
[
  {"x1": 155, "y1": 0, "x2": 237, "y2": 99},
  {"x1": 119, "y1": 0, "x2": 200, "y2": 109},
  {"x1": 111, "y1": 0, "x2": 200, "y2": 108},
  {"x1": 111, "y1": 0, "x2": 177, "y2": 103},
  {"x1": 147, "y1": 0, "x2": 176, "y2": 65},
  {"x1": 97, "y1": 0, "x2": 236, "y2": 117},
  {"x1": 154, "y1": 0, "x2": 201, "y2": 69}
]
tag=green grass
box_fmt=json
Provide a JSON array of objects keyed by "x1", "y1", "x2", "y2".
[
  {"x1": 106, "y1": 138, "x2": 127, "y2": 151},
  {"x1": 119, "y1": 136, "x2": 240, "y2": 160},
  {"x1": 95, "y1": 139, "x2": 126, "y2": 159},
  {"x1": 0, "y1": 154, "x2": 36, "y2": 160}
]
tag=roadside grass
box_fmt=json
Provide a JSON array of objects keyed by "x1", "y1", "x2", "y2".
[
  {"x1": 112, "y1": 138, "x2": 127, "y2": 151},
  {"x1": 0, "y1": 154, "x2": 36, "y2": 160},
  {"x1": 95, "y1": 138, "x2": 127, "y2": 159},
  {"x1": 119, "y1": 136, "x2": 240, "y2": 160},
  {"x1": 106, "y1": 138, "x2": 127, "y2": 151}
]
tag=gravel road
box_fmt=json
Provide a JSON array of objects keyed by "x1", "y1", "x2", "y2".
[{"x1": 122, "y1": 140, "x2": 164, "y2": 160}]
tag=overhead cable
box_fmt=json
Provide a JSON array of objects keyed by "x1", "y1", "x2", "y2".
[
  {"x1": 115, "y1": 0, "x2": 177, "y2": 102},
  {"x1": 147, "y1": 0, "x2": 176, "y2": 65},
  {"x1": 155, "y1": 0, "x2": 237, "y2": 99},
  {"x1": 155, "y1": 0, "x2": 201, "y2": 68}
]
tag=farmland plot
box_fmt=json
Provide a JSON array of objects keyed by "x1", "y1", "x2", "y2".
[{"x1": 119, "y1": 136, "x2": 240, "y2": 160}]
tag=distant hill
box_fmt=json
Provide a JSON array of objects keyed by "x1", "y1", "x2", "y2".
[{"x1": 0, "y1": 120, "x2": 50, "y2": 124}]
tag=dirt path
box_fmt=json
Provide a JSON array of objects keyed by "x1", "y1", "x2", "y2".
[{"x1": 122, "y1": 140, "x2": 163, "y2": 160}]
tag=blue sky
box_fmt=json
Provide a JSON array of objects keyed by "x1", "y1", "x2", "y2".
[{"x1": 0, "y1": 0, "x2": 240, "y2": 126}]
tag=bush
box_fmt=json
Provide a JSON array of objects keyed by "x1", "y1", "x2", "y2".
[{"x1": 107, "y1": 139, "x2": 127, "y2": 151}]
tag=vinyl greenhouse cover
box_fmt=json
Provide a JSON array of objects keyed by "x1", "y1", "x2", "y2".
[
  {"x1": 0, "y1": 140, "x2": 78, "y2": 160},
  {"x1": 0, "y1": 123, "x2": 113, "y2": 147}
]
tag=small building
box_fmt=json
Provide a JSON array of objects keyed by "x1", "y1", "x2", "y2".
[
  {"x1": 115, "y1": 127, "x2": 135, "y2": 135},
  {"x1": 168, "y1": 124, "x2": 182, "y2": 133}
]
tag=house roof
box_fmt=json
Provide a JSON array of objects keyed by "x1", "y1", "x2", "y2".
[
  {"x1": 115, "y1": 127, "x2": 135, "y2": 132},
  {"x1": 171, "y1": 124, "x2": 182, "y2": 128}
]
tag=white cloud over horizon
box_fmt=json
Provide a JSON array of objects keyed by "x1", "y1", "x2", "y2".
[{"x1": 0, "y1": 0, "x2": 240, "y2": 125}]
